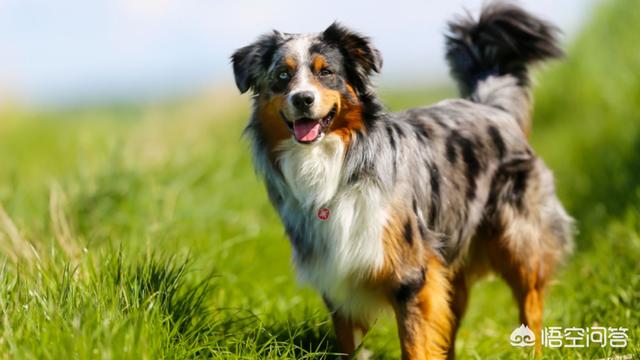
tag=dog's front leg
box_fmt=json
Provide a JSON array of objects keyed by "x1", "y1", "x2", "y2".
[
  {"x1": 392, "y1": 259, "x2": 453, "y2": 360},
  {"x1": 324, "y1": 297, "x2": 370, "y2": 359}
]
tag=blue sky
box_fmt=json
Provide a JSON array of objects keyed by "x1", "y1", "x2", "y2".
[{"x1": 0, "y1": 0, "x2": 598, "y2": 106}]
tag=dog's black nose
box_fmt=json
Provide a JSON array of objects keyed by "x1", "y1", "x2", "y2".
[{"x1": 291, "y1": 91, "x2": 315, "y2": 110}]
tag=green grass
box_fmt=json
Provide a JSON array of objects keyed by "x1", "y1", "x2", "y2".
[{"x1": 1, "y1": 0, "x2": 639, "y2": 358}]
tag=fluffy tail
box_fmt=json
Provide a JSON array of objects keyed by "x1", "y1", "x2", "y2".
[{"x1": 445, "y1": 2, "x2": 563, "y2": 134}]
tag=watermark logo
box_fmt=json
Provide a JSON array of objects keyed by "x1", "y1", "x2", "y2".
[
  {"x1": 510, "y1": 324, "x2": 536, "y2": 347},
  {"x1": 509, "y1": 325, "x2": 629, "y2": 349}
]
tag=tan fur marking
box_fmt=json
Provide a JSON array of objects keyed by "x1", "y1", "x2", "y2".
[
  {"x1": 329, "y1": 84, "x2": 364, "y2": 148},
  {"x1": 284, "y1": 56, "x2": 297, "y2": 71},
  {"x1": 257, "y1": 94, "x2": 291, "y2": 162},
  {"x1": 370, "y1": 208, "x2": 453, "y2": 359},
  {"x1": 371, "y1": 209, "x2": 411, "y2": 284},
  {"x1": 311, "y1": 55, "x2": 328, "y2": 73}
]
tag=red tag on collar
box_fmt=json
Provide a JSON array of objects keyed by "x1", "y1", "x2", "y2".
[{"x1": 317, "y1": 207, "x2": 330, "y2": 221}]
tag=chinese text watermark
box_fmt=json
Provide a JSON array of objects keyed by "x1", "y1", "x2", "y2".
[{"x1": 510, "y1": 324, "x2": 629, "y2": 348}]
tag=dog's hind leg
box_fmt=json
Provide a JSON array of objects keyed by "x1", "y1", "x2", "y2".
[
  {"x1": 488, "y1": 240, "x2": 545, "y2": 353},
  {"x1": 482, "y1": 157, "x2": 574, "y2": 353}
]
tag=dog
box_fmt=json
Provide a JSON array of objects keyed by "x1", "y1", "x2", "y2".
[{"x1": 231, "y1": 2, "x2": 574, "y2": 359}]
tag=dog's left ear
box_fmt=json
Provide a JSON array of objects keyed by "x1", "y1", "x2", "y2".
[
  {"x1": 322, "y1": 22, "x2": 382, "y2": 94},
  {"x1": 231, "y1": 31, "x2": 283, "y2": 94}
]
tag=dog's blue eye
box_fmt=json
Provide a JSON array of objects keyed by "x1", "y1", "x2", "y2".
[
  {"x1": 278, "y1": 71, "x2": 290, "y2": 80},
  {"x1": 319, "y1": 68, "x2": 333, "y2": 76}
]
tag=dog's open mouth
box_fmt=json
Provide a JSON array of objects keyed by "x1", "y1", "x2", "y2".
[{"x1": 283, "y1": 106, "x2": 337, "y2": 144}]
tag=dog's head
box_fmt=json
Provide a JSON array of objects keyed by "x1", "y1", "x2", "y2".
[{"x1": 232, "y1": 23, "x2": 382, "y2": 145}]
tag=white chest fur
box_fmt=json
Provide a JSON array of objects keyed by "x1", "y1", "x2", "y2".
[{"x1": 276, "y1": 135, "x2": 388, "y2": 319}]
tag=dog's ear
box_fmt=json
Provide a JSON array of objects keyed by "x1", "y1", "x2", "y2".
[
  {"x1": 322, "y1": 22, "x2": 382, "y2": 94},
  {"x1": 231, "y1": 31, "x2": 283, "y2": 94}
]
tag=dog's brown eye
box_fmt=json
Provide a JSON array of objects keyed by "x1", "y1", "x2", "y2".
[
  {"x1": 319, "y1": 68, "x2": 333, "y2": 76},
  {"x1": 278, "y1": 71, "x2": 290, "y2": 80}
]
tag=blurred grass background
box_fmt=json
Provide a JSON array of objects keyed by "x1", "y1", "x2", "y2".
[{"x1": 0, "y1": 0, "x2": 639, "y2": 358}]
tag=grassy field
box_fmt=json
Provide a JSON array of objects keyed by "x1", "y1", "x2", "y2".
[{"x1": 1, "y1": 0, "x2": 639, "y2": 358}]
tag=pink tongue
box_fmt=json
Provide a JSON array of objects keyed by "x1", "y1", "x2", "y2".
[{"x1": 293, "y1": 119, "x2": 321, "y2": 142}]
